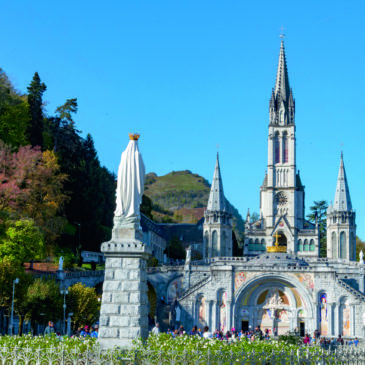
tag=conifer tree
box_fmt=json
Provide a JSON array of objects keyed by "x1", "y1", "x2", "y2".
[{"x1": 27, "y1": 72, "x2": 46, "y2": 148}]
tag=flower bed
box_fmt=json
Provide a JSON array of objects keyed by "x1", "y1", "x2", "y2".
[{"x1": 0, "y1": 334, "x2": 363, "y2": 364}]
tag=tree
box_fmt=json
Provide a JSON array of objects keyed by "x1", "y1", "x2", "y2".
[
  {"x1": 167, "y1": 236, "x2": 185, "y2": 259},
  {"x1": 307, "y1": 200, "x2": 328, "y2": 257},
  {"x1": 66, "y1": 283, "x2": 100, "y2": 330},
  {"x1": 27, "y1": 72, "x2": 46, "y2": 148},
  {"x1": 356, "y1": 236, "x2": 365, "y2": 261},
  {"x1": 24, "y1": 279, "x2": 63, "y2": 332},
  {"x1": 0, "y1": 143, "x2": 68, "y2": 250},
  {"x1": 0, "y1": 219, "x2": 45, "y2": 266}
]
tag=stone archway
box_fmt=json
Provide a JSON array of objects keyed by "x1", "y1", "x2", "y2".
[{"x1": 234, "y1": 274, "x2": 314, "y2": 336}]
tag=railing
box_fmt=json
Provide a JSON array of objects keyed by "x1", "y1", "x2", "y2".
[
  {"x1": 178, "y1": 276, "x2": 211, "y2": 301},
  {"x1": 2, "y1": 345, "x2": 365, "y2": 364},
  {"x1": 336, "y1": 275, "x2": 365, "y2": 301},
  {"x1": 64, "y1": 270, "x2": 104, "y2": 278}
]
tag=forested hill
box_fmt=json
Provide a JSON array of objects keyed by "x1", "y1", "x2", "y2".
[
  {"x1": 0, "y1": 68, "x2": 116, "y2": 264},
  {"x1": 143, "y1": 170, "x2": 245, "y2": 241}
]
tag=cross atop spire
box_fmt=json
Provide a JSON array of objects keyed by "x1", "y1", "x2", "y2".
[
  {"x1": 207, "y1": 153, "x2": 227, "y2": 212},
  {"x1": 333, "y1": 152, "x2": 352, "y2": 211}
]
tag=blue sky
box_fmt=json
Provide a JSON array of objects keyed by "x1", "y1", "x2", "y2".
[{"x1": 1, "y1": 1, "x2": 365, "y2": 238}]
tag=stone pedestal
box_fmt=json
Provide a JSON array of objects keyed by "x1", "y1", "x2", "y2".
[{"x1": 98, "y1": 227, "x2": 151, "y2": 349}]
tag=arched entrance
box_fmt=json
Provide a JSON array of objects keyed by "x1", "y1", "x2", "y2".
[
  {"x1": 277, "y1": 231, "x2": 287, "y2": 247},
  {"x1": 234, "y1": 274, "x2": 314, "y2": 336},
  {"x1": 147, "y1": 282, "x2": 157, "y2": 323}
]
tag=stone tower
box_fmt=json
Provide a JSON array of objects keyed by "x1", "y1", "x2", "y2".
[
  {"x1": 327, "y1": 153, "x2": 356, "y2": 261},
  {"x1": 203, "y1": 154, "x2": 232, "y2": 258},
  {"x1": 245, "y1": 40, "x2": 319, "y2": 256}
]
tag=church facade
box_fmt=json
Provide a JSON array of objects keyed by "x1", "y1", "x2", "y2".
[{"x1": 172, "y1": 40, "x2": 365, "y2": 338}]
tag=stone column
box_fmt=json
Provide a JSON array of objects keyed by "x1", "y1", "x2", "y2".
[
  {"x1": 226, "y1": 302, "x2": 232, "y2": 331},
  {"x1": 328, "y1": 303, "x2": 334, "y2": 336},
  {"x1": 351, "y1": 305, "x2": 356, "y2": 337},
  {"x1": 334, "y1": 304, "x2": 340, "y2": 336},
  {"x1": 98, "y1": 226, "x2": 151, "y2": 349},
  {"x1": 211, "y1": 302, "x2": 217, "y2": 330},
  {"x1": 208, "y1": 300, "x2": 213, "y2": 330}
]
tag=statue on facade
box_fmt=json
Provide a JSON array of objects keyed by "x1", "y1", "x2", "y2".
[
  {"x1": 114, "y1": 134, "x2": 145, "y2": 225},
  {"x1": 360, "y1": 250, "x2": 364, "y2": 263},
  {"x1": 185, "y1": 246, "x2": 191, "y2": 265},
  {"x1": 59, "y1": 256, "x2": 64, "y2": 271}
]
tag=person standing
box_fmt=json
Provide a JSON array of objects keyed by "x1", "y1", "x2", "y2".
[
  {"x1": 152, "y1": 323, "x2": 160, "y2": 335},
  {"x1": 44, "y1": 321, "x2": 56, "y2": 336}
]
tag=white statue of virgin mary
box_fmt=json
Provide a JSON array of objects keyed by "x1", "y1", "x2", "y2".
[{"x1": 114, "y1": 134, "x2": 145, "y2": 224}]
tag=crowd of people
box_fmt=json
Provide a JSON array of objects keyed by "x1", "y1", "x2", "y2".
[
  {"x1": 43, "y1": 321, "x2": 99, "y2": 338},
  {"x1": 151, "y1": 323, "x2": 361, "y2": 347},
  {"x1": 152, "y1": 323, "x2": 269, "y2": 341}
]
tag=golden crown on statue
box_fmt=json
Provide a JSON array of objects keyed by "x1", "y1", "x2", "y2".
[
  {"x1": 129, "y1": 133, "x2": 140, "y2": 140},
  {"x1": 267, "y1": 232, "x2": 287, "y2": 253}
]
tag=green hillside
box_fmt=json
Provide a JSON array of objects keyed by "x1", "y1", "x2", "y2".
[{"x1": 144, "y1": 170, "x2": 245, "y2": 241}]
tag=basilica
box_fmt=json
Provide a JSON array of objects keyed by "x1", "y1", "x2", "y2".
[{"x1": 169, "y1": 40, "x2": 365, "y2": 338}]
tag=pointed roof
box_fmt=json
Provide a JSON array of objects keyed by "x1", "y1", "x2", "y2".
[
  {"x1": 207, "y1": 153, "x2": 227, "y2": 212},
  {"x1": 333, "y1": 152, "x2": 352, "y2": 211},
  {"x1": 274, "y1": 40, "x2": 291, "y2": 103}
]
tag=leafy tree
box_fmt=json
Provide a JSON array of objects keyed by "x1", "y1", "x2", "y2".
[
  {"x1": 0, "y1": 99, "x2": 29, "y2": 148},
  {"x1": 356, "y1": 236, "x2": 365, "y2": 261},
  {"x1": 140, "y1": 195, "x2": 153, "y2": 220},
  {"x1": 0, "y1": 143, "x2": 68, "y2": 249},
  {"x1": 27, "y1": 72, "x2": 46, "y2": 148},
  {"x1": 0, "y1": 259, "x2": 26, "y2": 333},
  {"x1": 307, "y1": 200, "x2": 328, "y2": 257},
  {"x1": 167, "y1": 236, "x2": 185, "y2": 259},
  {"x1": 25, "y1": 279, "x2": 63, "y2": 332},
  {"x1": 66, "y1": 283, "x2": 100, "y2": 330},
  {"x1": 0, "y1": 219, "x2": 45, "y2": 266}
]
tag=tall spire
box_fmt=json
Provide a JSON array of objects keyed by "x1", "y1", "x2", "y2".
[
  {"x1": 269, "y1": 40, "x2": 295, "y2": 125},
  {"x1": 274, "y1": 40, "x2": 291, "y2": 102},
  {"x1": 207, "y1": 153, "x2": 226, "y2": 212},
  {"x1": 333, "y1": 152, "x2": 352, "y2": 211}
]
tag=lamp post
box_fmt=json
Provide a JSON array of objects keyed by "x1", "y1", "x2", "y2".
[
  {"x1": 9, "y1": 278, "x2": 19, "y2": 335},
  {"x1": 60, "y1": 289, "x2": 68, "y2": 335}
]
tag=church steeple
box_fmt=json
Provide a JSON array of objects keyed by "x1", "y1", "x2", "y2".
[
  {"x1": 270, "y1": 40, "x2": 295, "y2": 126},
  {"x1": 326, "y1": 153, "x2": 356, "y2": 261},
  {"x1": 333, "y1": 152, "x2": 352, "y2": 212},
  {"x1": 274, "y1": 40, "x2": 291, "y2": 102},
  {"x1": 203, "y1": 154, "x2": 232, "y2": 258},
  {"x1": 207, "y1": 153, "x2": 227, "y2": 212}
]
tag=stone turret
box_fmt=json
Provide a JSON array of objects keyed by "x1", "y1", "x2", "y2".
[
  {"x1": 327, "y1": 153, "x2": 356, "y2": 261},
  {"x1": 203, "y1": 154, "x2": 232, "y2": 258}
]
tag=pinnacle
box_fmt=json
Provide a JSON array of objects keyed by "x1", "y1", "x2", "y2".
[
  {"x1": 333, "y1": 153, "x2": 352, "y2": 212},
  {"x1": 207, "y1": 154, "x2": 227, "y2": 212}
]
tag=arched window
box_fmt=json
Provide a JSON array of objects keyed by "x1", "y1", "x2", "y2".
[
  {"x1": 303, "y1": 239, "x2": 309, "y2": 251},
  {"x1": 340, "y1": 232, "x2": 346, "y2": 259},
  {"x1": 261, "y1": 239, "x2": 266, "y2": 252},
  {"x1": 274, "y1": 132, "x2": 280, "y2": 164},
  {"x1": 297, "y1": 239, "x2": 302, "y2": 251},
  {"x1": 212, "y1": 230, "x2": 218, "y2": 257},
  {"x1": 331, "y1": 232, "x2": 337, "y2": 258},
  {"x1": 221, "y1": 231, "x2": 227, "y2": 256},
  {"x1": 248, "y1": 239, "x2": 254, "y2": 251},
  {"x1": 204, "y1": 231, "x2": 209, "y2": 258},
  {"x1": 309, "y1": 239, "x2": 315, "y2": 252},
  {"x1": 254, "y1": 238, "x2": 259, "y2": 251},
  {"x1": 282, "y1": 132, "x2": 288, "y2": 163}
]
